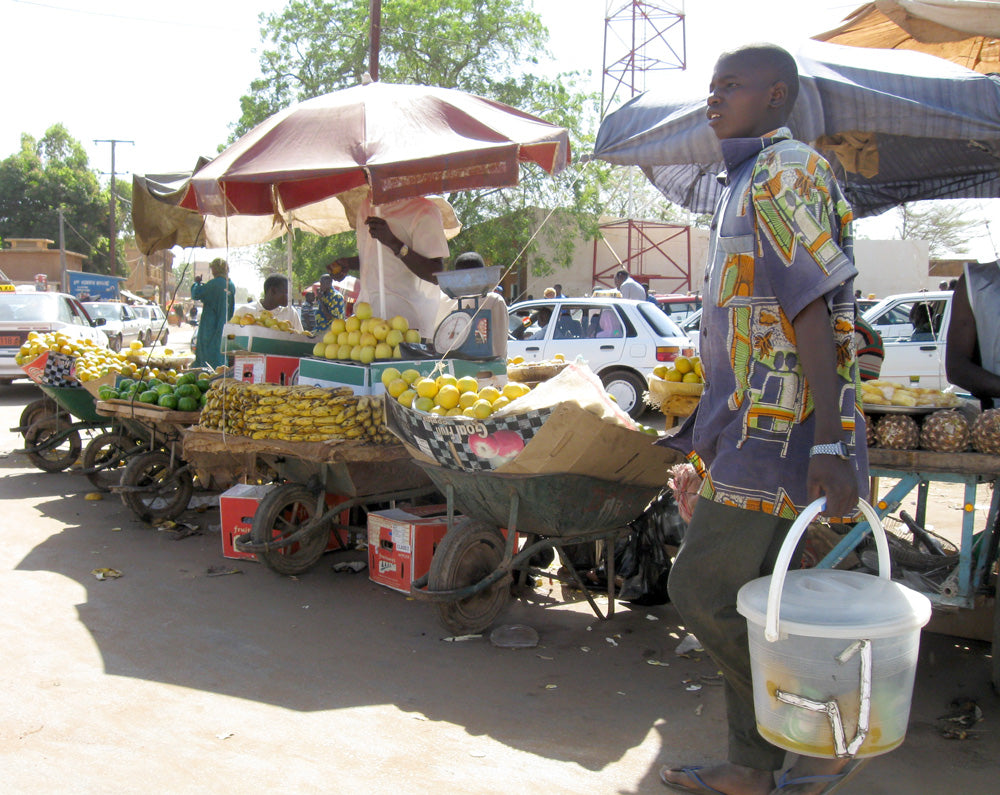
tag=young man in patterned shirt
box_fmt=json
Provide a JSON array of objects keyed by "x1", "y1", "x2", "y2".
[{"x1": 659, "y1": 45, "x2": 868, "y2": 795}]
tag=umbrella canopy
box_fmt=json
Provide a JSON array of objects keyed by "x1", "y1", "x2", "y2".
[
  {"x1": 814, "y1": 0, "x2": 1000, "y2": 74},
  {"x1": 182, "y1": 80, "x2": 570, "y2": 229},
  {"x1": 593, "y1": 40, "x2": 1000, "y2": 217}
]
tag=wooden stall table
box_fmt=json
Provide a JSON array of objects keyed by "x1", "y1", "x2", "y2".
[{"x1": 816, "y1": 448, "x2": 1000, "y2": 685}]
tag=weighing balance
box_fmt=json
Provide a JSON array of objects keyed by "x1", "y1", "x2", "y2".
[{"x1": 432, "y1": 265, "x2": 505, "y2": 358}]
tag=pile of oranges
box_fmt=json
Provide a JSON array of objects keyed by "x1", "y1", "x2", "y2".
[
  {"x1": 381, "y1": 368, "x2": 532, "y2": 418},
  {"x1": 15, "y1": 332, "x2": 182, "y2": 384}
]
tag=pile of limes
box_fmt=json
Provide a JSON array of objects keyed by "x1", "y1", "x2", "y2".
[
  {"x1": 382, "y1": 368, "x2": 532, "y2": 418},
  {"x1": 653, "y1": 355, "x2": 703, "y2": 384},
  {"x1": 14, "y1": 333, "x2": 184, "y2": 385},
  {"x1": 98, "y1": 371, "x2": 213, "y2": 411}
]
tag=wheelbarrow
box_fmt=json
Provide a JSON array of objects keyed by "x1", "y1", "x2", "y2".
[
  {"x1": 16, "y1": 383, "x2": 110, "y2": 474},
  {"x1": 411, "y1": 462, "x2": 661, "y2": 634}
]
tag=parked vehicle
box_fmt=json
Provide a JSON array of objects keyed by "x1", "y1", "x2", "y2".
[
  {"x1": 654, "y1": 293, "x2": 702, "y2": 323},
  {"x1": 862, "y1": 290, "x2": 954, "y2": 389},
  {"x1": 83, "y1": 301, "x2": 146, "y2": 351},
  {"x1": 507, "y1": 297, "x2": 695, "y2": 418},
  {"x1": 0, "y1": 289, "x2": 109, "y2": 384},
  {"x1": 130, "y1": 303, "x2": 169, "y2": 346}
]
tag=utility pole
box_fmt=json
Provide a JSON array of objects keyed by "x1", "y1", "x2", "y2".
[
  {"x1": 369, "y1": 0, "x2": 381, "y2": 80},
  {"x1": 94, "y1": 138, "x2": 133, "y2": 278},
  {"x1": 58, "y1": 208, "x2": 67, "y2": 292}
]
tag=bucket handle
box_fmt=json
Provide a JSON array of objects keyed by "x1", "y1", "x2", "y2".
[{"x1": 765, "y1": 498, "x2": 890, "y2": 643}]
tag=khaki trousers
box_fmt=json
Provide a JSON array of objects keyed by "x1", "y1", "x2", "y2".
[{"x1": 667, "y1": 498, "x2": 796, "y2": 771}]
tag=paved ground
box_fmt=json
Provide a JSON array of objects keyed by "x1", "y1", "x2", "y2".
[{"x1": 0, "y1": 353, "x2": 998, "y2": 793}]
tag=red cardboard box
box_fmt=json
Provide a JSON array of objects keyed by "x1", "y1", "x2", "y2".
[
  {"x1": 367, "y1": 506, "x2": 516, "y2": 594},
  {"x1": 219, "y1": 484, "x2": 348, "y2": 561},
  {"x1": 265, "y1": 354, "x2": 300, "y2": 386}
]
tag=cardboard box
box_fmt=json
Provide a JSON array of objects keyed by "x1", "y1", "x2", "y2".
[
  {"x1": 219, "y1": 484, "x2": 349, "y2": 561},
  {"x1": 367, "y1": 505, "x2": 516, "y2": 593},
  {"x1": 297, "y1": 358, "x2": 370, "y2": 392},
  {"x1": 222, "y1": 323, "x2": 317, "y2": 357},
  {"x1": 385, "y1": 398, "x2": 682, "y2": 488},
  {"x1": 233, "y1": 354, "x2": 267, "y2": 384},
  {"x1": 265, "y1": 354, "x2": 300, "y2": 386}
]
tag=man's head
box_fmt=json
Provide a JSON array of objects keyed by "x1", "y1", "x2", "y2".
[
  {"x1": 613, "y1": 269, "x2": 631, "y2": 287},
  {"x1": 543, "y1": 287, "x2": 556, "y2": 298},
  {"x1": 453, "y1": 252, "x2": 486, "y2": 271},
  {"x1": 554, "y1": 283, "x2": 563, "y2": 294},
  {"x1": 534, "y1": 307, "x2": 552, "y2": 326},
  {"x1": 304, "y1": 291, "x2": 315, "y2": 304},
  {"x1": 209, "y1": 258, "x2": 228, "y2": 278},
  {"x1": 319, "y1": 274, "x2": 333, "y2": 294},
  {"x1": 261, "y1": 274, "x2": 290, "y2": 310},
  {"x1": 707, "y1": 44, "x2": 798, "y2": 140}
]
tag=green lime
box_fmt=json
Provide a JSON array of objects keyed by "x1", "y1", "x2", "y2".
[
  {"x1": 196, "y1": 378, "x2": 213, "y2": 393},
  {"x1": 139, "y1": 390, "x2": 159, "y2": 404},
  {"x1": 155, "y1": 383, "x2": 174, "y2": 397},
  {"x1": 175, "y1": 383, "x2": 200, "y2": 399},
  {"x1": 157, "y1": 393, "x2": 179, "y2": 409},
  {"x1": 175, "y1": 372, "x2": 197, "y2": 386},
  {"x1": 176, "y1": 396, "x2": 199, "y2": 412},
  {"x1": 199, "y1": 391, "x2": 208, "y2": 407},
  {"x1": 117, "y1": 378, "x2": 136, "y2": 391}
]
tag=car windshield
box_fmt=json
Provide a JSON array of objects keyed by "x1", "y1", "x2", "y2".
[
  {"x1": 83, "y1": 303, "x2": 121, "y2": 321},
  {"x1": 0, "y1": 293, "x2": 60, "y2": 322}
]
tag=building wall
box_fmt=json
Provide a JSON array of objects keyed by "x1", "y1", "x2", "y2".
[
  {"x1": 854, "y1": 239, "x2": 929, "y2": 298},
  {"x1": 0, "y1": 238, "x2": 86, "y2": 290}
]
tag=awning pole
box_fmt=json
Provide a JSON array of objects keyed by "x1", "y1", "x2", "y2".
[{"x1": 286, "y1": 225, "x2": 294, "y2": 308}]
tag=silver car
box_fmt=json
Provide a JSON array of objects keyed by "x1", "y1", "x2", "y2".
[
  {"x1": 83, "y1": 301, "x2": 146, "y2": 351},
  {"x1": 131, "y1": 304, "x2": 170, "y2": 346},
  {"x1": 508, "y1": 297, "x2": 695, "y2": 418}
]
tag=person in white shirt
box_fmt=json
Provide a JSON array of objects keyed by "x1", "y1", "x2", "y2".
[
  {"x1": 614, "y1": 269, "x2": 645, "y2": 300},
  {"x1": 232, "y1": 274, "x2": 303, "y2": 331},
  {"x1": 328, "y1": 194, "x2": 455, "y2": 338}
]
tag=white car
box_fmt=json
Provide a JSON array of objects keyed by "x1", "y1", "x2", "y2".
[
  {"x1": 130, "y1": 303, "x2": 170, "y2": 346},
  {"x1": 83, "y1": 301, "x2": 146, "y2": 351},
  {"x1": 862, "y1": 290, "x2": 954, "y2": 389},
  {"x1": 508, "y1": 297, "x2": 695, "y2": 417},
  {"x1": 0, "y1": 290, "x2": 109, "y2": 384}
]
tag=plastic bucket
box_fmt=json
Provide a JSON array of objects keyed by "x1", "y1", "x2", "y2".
[{"x1": 737, "y1": 499, "x2": 931, "y2": 759}]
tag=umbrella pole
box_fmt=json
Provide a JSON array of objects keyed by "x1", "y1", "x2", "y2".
[
  {"x1": 374, "y1": 205, "x2": 386, "y2": 318},
  {"x1": 286, "y1": 226, "x2": 294, "y2": 310}
]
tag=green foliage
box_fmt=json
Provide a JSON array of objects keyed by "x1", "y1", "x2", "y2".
[
  {"x1": 237, "y1": 0, "x2": 606, "y2": 284},
  {"x1": 0, "y1": 124, "x2": 130, "y2": 275},
  {"x1": 896, "y1": 201, "x2": 977, "y2": 258}
]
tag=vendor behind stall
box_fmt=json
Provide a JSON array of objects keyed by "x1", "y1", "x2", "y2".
[
  {"x1": 946, "y1": 260, "x2": 1000, "y2": 409},
  {"x1": 328, "y1": 191, "x2": 458, "y2": 337},
  {"x1": 231, "y1": 274, "x2": 303, "y2": 331}
]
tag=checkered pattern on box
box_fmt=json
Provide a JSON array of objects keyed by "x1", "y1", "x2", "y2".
[
  {"x1": 385, "y1": 397, "x2": 552, "y2": 472},
  {"x1": 42, "y1": 352, "x2": 81, "y2": 388}
]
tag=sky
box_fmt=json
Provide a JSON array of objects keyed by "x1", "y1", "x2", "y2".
[{"x1": 2, "y1": 0, "x2": 998, "y2": 292}]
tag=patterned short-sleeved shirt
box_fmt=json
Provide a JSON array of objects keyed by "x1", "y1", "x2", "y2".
[
  {"x1": 316, "y1": 289, "x2": 346, "y2": 332},
  {"x1": 665, "y1": 128, "x2": 868, "y2": 519}
]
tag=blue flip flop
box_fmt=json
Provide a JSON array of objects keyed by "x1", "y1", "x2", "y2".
[
  {"x1": 660, "y1": 766, "x2": 730, "y2": 795},
  {"x1": 771, "y1": 760, "x2": 867, "y2": 794}
]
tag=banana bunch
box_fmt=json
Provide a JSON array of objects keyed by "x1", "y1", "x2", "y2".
[{"x1": 199, "y1": 380, "x2": 393, "y2": 443}]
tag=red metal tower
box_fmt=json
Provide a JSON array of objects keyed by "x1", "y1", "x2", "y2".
[{"x1": 597, "y1": 2, "x2": 691, "y2": 293}]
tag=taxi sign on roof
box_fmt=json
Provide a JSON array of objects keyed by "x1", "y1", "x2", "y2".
[{"x1": 0, "y1": 284, "x2": 16, "y2": 292}]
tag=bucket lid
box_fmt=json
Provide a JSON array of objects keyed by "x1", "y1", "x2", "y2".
[{"x1": 737, "y1": 569, "x2": 932, "y2": 639}]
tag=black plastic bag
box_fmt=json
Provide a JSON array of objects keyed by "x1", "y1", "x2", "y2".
[{"x1": 604, "y1": 490, "x2": 686, "y2": 605}]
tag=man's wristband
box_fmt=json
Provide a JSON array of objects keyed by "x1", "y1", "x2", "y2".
[
  {"x1": 809, "y1": 441, "x2": 850, "y2": 459},
  {"x1": 396, "y1": 244, "x2": 409, "y2": 259}
]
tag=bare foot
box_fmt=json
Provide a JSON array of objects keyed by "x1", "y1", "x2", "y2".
[{"x1": 660, "y1": 762, "x2": 774, "y2": 795}]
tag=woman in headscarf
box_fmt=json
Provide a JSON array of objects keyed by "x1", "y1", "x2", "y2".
[
  {"x1": 595, "y1": 309, "x2": 623, "y2": 338},
  {"x1": 191, "y1": 258, "x2": 236, "y2": 369}
]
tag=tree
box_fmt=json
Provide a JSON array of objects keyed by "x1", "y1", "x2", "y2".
[
  {"x1": 236, "y1": 0, "x2": 604, "y2": 283},
  {"x1": 0, "y1": 125, "x2": 130, "y2": 275},
  {"x1": 896, "y1": 201, "x2": 978, "y2": 258}
]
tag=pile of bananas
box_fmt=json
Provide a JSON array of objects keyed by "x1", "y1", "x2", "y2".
[{"x1": 199, "y1": 380, "x2": 393, "y2": 443}]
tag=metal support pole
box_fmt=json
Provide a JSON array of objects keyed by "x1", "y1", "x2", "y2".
[{"x1": 58, "y1": 207, "x2": 67, "y2": 293}]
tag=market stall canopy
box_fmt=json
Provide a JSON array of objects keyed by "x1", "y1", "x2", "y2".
[
  {"x1": 814, "y1": 0, "x2": 1000, "y2": 74},
  {"x1": 592, "y1": 39, "x2": 1000, "y2": 217},
  {"x1": 180, "y1": 80, "x2": 571, "y2": 232},
  {"x1": 132, "y1": 158, "x2": 211, "y2": 255}
]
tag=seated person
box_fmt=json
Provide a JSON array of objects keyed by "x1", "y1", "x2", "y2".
[
  {"x1": 909, "y1": 302, "x2": 935, "y2": 340},
  {"x1": 510, "y1": 306, "x2": 552, "y2": 340},
  {"x1": 595, "y1": 309, "x2": 623, "y2": 338},
  {"x1": 586, "y1": 314, "x2": 602, "y2": 338},
  {"x1": 553, "y1": 310, "x2": 582, "y2": 339}
]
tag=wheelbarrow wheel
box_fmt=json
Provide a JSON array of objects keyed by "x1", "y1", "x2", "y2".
[
  {"x1": 251, "y1": 484, "x2": 328, "y2": 576},
  {"x1": 121, "y1": 450, "x2": 193, "y2": 523},
  {"x1": 19, "y1": 397, "x2": 58, "y2": 434},
  {"x1": 428, "y1": 519, "x2": 510, "y2": 634},
  {"x1": 83, "y1": 431, "x2": 140, "y2": 492},
  {"x1": 24, "y1": 416, "x2": 82, "y2": 472}
]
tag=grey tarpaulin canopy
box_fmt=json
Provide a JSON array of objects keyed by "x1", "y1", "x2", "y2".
[
  {"x1": 132, "y1": 157, "x2": 211, "y2": 255},
  {"x1": 592, "y1": 39, "x2": 1000, "y2": 217}
]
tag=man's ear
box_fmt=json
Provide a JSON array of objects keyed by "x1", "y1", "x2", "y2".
[{"x1": 769, "y1": 80, "x2": 788, "y2": 109}]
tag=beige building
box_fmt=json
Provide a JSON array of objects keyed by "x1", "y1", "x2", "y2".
[{"x1": 0, "y1": 238, "x2": 86, "y2": 290}]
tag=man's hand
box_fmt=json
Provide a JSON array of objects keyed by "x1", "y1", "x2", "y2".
[
  {"x1": 194, "y1": 275, "x2": 203, "y2": 284},
  {"x1": 806, "y1": 456, "x2": 858, "y2": 518},
  {"x1": 364, "y1": 217, "x2": 399, "y2": 251}
]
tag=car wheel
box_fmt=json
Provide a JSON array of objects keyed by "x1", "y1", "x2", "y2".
[
  {"x1": 159, "y1": 329, "x2": 169, "y2": 345},
  {"x1": 600, "y1": 369, "x2": 647, "y2": 419},
  {"x1": 109, "y1": 334, "x2": 122, "y2": 352},
  {"x1": 144, "y1": 330, "x2": 153, "y2": 347}
]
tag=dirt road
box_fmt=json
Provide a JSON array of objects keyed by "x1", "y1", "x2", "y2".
[{"x1": 0, "y1": 381, "x2": 997, "y2": 793}]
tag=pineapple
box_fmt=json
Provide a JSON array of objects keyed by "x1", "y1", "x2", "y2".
[
  {"x1": 875, "y1": 414, "x2": 920, "y2": 450},
  {"x1": 919, "y1": 410, "x2": 970, "y2": 453},
  {"x1": 971, "y1": 408, "x2": 1000, "y2": 455},
  {"x1": 864, "y1": 413, "x2": 876, "y2": 448}
]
